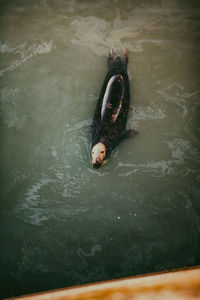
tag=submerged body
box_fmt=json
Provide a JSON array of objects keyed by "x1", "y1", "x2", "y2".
[{"x1": 91, "y1": 50, "x2": 136, "y2": 168}]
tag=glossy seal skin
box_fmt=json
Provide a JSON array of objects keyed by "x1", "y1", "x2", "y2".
[{"x1": 91, "y1": 49, "x2": 137, "y2": 168}]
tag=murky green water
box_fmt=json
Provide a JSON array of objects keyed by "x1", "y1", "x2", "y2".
[{"x1": 0, "y1": 0, "x2": 200, "y2": 298}]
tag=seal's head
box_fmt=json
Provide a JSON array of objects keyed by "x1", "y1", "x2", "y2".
[{"x1": 91, "y1": 143, "x2": 106, "y2": 169}]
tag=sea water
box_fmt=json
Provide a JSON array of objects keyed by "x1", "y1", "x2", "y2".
[{"x1": 0, "y1": 0, "x2": 200, "y2": 297}]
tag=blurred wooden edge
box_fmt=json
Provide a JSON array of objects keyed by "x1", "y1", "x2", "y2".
[{"x1": 5, "y1": 265, "x2": 200, "y2": 300}]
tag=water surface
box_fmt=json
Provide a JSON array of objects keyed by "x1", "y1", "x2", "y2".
[{"x1": 0, "y1": 0, "x2": 200, "y2": 298}]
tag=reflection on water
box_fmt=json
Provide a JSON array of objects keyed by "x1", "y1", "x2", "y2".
[{"x1": 0, "y1": 0, "x2": 200, "y2": 298}]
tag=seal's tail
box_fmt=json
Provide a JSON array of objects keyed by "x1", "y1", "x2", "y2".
[{"x1": 108, "y1": 48, "x2": 128, "y2": 74}]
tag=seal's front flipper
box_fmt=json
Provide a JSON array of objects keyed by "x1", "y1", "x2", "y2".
[
  {"x1": 108, "y1": 48, "x2": 115, "y2": 67},
  {"x1": 125, "y1": 128, "x2": 138, "y2": 138},
  {"x1": 118, "y1": 128, "x2": 138, "y2": 145}
]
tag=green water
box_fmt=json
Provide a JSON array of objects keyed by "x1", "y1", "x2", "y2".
[{"x1": 0, "y1": 0, "x2": 200, "y2": 298}]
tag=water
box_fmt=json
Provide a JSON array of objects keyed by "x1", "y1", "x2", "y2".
[{"x1": 0, "y1": 0, "x2": 200, "y2": 298}]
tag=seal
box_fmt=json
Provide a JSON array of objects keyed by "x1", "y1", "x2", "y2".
[{"x1": 91, "y1": 49, "x2": 137, "y2": 169}]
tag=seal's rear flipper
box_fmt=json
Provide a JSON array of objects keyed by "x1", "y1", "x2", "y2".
[
  {"x1": 108, "y1": 48, "x2": 128, "y2": 70},
  {"x1": 108, "y1": 48, "x2": 115, "y2": 67},
  {"x1": 122, "y1": 48, "x2": 128, "y2": 65}
]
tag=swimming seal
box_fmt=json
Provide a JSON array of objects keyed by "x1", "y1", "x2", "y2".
[{"x1": 91, "y1": 49, "x2": 137, "y2": 168}]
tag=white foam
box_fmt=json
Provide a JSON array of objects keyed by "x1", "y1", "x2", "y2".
[
  {"x1": 0, "y1": 40, "x2": 54, "y2": 76},
  {"x1": 0, "y1": 87, "x2": 27, "y2": 129},
  {"x1": 21, "y1": 177, "x2": 53, "y2": 210},
  {"x1": 117, "y1": 138, "x2": 194, "y2": 178},
  {"x1": 69, "y1": 6, "x2": 172, "y2": 55},
  {"x1": 156, "y1": 83, "x2": 198, "y2": 118},
  {"x1": 66, "y1": 119, "x2": 92, "y2": 132},
  {"x1": 117, "y1": 160, "x2": 173, "y2": 177},
  {"x1": 15, "y1": 177, "x2": 54, "y2": 225},
  {"x1": 166, "y1": 138, "x2": 193, "y2": 162},
  {"x1": 127, "y1": 106, "x2": 166, "y2": 124}
]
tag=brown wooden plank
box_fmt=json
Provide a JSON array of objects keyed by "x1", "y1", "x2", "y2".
[{"x1": 6, "y1": 265, "x2": 200, "y2": 300}]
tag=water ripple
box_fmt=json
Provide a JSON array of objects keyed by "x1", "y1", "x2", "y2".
[{"x1": 77, "y1": 244, "x2": 102, "y2": 260}]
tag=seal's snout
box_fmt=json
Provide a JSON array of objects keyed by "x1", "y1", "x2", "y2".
[
  {"x1": 93, "y1": 161, "x2": 102, "y2": 169},
  {"x1": 92, "y1": 156, "x2": 103, "y2": 169}
]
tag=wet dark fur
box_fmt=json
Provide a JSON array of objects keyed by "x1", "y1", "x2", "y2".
[{"x1": 91, "y1": 52, "x2": 135, "y2": 159}]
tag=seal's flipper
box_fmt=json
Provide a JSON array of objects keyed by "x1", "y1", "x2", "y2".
[
  {"x1": 111, "y1": 100, "x2": 122, "y2": 123},
  {"x1": 108, "y1": 48, "x2": 115, "y2": 67},
  {"x1": 122, "y1": 48, "x2": 128, "y2": 65},
  {"x1": 126, "y1": 128, "x2": 138, "y2": 138},
  {"x1": 121, "y1": 128, "x2": 138, "y2": 140}
]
